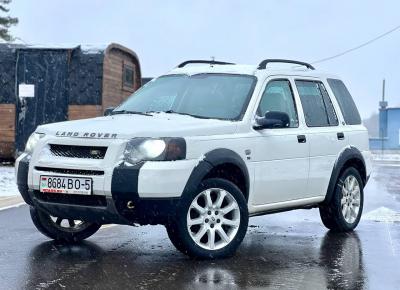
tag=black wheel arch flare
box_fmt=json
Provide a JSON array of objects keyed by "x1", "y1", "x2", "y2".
[
  {"x1": 182, "y1": 148, "x2": 250, "y2": 200},
  {"x1": 16, "y1": 155, "x2": 34, "y2": 205},
  {"x1": 323, "y1": 146, "x2": 367, "y2": 205}
]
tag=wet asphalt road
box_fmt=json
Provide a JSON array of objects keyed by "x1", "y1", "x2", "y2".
[{"x1": 1, "y1": 163, "x2": 399, "y2": 290}]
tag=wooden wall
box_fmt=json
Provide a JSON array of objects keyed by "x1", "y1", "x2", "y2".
[
  {"x1": 68, "y1": 105, "x2": 103, "y2": 121},
  {"x1": 102, "y1": 46, "x2": 141, "y2": 110},
  {"x1": 0, "y1": 44, "x2": 142, "y2": 159},
  {"x1": 0, "y1": 104, "x2": 15, "y2": 159}
]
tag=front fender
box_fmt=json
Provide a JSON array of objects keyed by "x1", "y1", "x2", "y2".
[{"x1": 182, "y1": 149, "x2": 249, "y2": 198}]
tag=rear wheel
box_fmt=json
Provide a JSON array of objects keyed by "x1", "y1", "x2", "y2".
[
  {"x1": 167, "y1": 178, "x2": 248, "y2": 259},
  {"x1": 319, "y1": 167, "x2": 364, "y2": 232},
  {"x1": 30, "y1": 206, "x2": 101, "y2": 242}
]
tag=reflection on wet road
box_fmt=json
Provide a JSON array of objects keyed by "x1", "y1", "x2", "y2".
[
  {"x1": 0, "y1": 163, "x2": 399, "y2": 289},
  {"x1": 22, "y1": 230, "x2": 367, "y2": 289}
]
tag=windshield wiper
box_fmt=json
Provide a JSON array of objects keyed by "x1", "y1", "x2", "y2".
[
  {"x1": 162, "y1": 110, "x2": 210, "y2": 119},
  {"x1": 145, "y1": 110, "x2": 212, "y2": 119},
  {"x1": 111, "y1": 110, "x2": 152, "y2": 116}
]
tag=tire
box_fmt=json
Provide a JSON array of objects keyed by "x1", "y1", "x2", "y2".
[
  {"x1": 319, "y1": 167, "x2": 364, "y2": 232},
  {"x1": 30, "y1": 206, "x2": 101, "y2": 243},
  {"x1": 167, "y1": 178, "x2": 249, "y2": 259},
  {"x1": 165, "y1": 222, "x2": 186, "y2": 253}
]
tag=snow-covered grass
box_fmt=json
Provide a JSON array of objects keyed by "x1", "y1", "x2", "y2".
[{"x1": 0, "y1": 165, "x2": 19, "y2": 197}]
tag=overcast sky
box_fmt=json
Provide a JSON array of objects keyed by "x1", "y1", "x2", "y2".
[{"x1": 9, "y1": 0, "x2": 400, "y2": 118}]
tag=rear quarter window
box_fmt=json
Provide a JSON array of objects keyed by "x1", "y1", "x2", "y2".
[{"x1": 327, "y1": 79, "x2": 361, "y2": 125}]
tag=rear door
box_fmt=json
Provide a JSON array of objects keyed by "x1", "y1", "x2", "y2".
[
  {"x1": 294, "y1": 78, "x2": 346, "y2": 197},
  {"x1": 326, "y1": 78, "x2": 367, "y2": 151}
]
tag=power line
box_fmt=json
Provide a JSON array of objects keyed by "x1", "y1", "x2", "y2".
[{"x1": 311, "y1": 24, "x2": 400, "y2": 64}]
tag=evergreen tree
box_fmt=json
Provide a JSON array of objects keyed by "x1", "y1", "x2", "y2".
[{"x1": 0, "y1": 0, "x2": 18, "y2": 41}]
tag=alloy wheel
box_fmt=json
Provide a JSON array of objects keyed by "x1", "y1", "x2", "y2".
[
  {"x1": 341, "y1": 175, "x2": 361, "y2": 224},
  {"x1": 187, "y1": 188, "x2": 241, "y2": 250}
]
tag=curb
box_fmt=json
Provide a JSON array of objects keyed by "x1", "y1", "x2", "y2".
[{"x1": 0, "y1": 196, "x2": 25, "y2": 210}]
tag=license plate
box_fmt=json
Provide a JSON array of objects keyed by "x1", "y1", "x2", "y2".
[{"x1": 39, "y1": 175, "x2": 92, "y2": 195}]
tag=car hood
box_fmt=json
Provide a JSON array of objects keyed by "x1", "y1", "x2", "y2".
[{"x1": 36, "y1": 113, "x2": 238, "y2": 139}]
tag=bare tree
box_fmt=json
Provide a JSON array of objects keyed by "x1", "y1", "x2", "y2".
[{"x1": 0, "y1": 0, "x2": 18, "y2": 41}]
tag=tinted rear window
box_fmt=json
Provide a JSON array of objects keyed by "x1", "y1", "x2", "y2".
[
  {"x1": 295, "y1": 80, "x2": 338, "y2": 127},
  {"x1": 327, "y1": 79, "x2": 361, "y2": 125}
]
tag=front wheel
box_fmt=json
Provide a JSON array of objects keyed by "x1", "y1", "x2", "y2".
[
  {"x1": 30, "y1": 206, "x2": 101, "y2": 243},
  {"x1": 167, "y1": 178, "x2": 248, "y2": 259}
]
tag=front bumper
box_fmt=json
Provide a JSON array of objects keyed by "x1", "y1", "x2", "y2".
[{"x1": 16, "y1": 156, "x2": 185, "y2": 225}]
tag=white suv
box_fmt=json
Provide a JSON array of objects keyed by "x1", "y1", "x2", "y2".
[{"x1": 16, "y1": 59, "x2": 372, "y2": 259}]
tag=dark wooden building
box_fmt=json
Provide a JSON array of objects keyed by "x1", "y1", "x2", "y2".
[{"x1": 0, "y1": 43, "x2": 141, "y2": 159}]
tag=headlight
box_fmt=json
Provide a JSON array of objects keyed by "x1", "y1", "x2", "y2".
[
  {"x1": 124, "y1": 138, "x2": 186, "y2": 164},
  {"x1": 25, "y1": 132, "x2": 45, "y2": 154}
]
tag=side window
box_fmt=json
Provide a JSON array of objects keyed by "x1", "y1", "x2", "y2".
[
  {"x1": 319, "y1": 83, "x2": 339, "y2": 126},
  {"x1": 327, "y1": 78, "x2": 361, "y2": 125},
  {"x1": 257, "y1": 80, "x2": 298, "y2": 128},
  {"x1": 123, "y1": 64, "x2": 135, "y2": 89},
  {"x1": 295, "y1": 80, "x2": 338, "y2": 127}
]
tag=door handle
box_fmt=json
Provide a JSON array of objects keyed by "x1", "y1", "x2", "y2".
[
  {"x1": 337, "y1": 132, "x2": 345, "y2": 140},
  {"x1": 297, "y1": 135, "x2": 306, "y2": 143}
]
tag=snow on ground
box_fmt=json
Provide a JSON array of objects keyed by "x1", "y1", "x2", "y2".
[
  {"x1": 0, "y1": 166, "x2": 19, "y2": 197},
  {"x1": 363, "y1": 206, "x2": 400, "y2": 222},
  {"x1": 372, "y1": 153, "x2": 400, "y2": 162}
]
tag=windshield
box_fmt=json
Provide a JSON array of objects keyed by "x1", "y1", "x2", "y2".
[{"x1": 114, "y1": 74, "x2": 257, "y2": 120}]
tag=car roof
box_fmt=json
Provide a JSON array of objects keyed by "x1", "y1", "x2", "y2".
[{"x1": 167, "y1": 64, "x2": 340, "y2": 80}]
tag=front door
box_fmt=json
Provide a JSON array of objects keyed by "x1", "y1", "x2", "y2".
[
  {"x1": 252, "y1": 78, "x2": 309, "y2": 205},
  {"x1": 15, "y1": 49, "x2": 69, "y2": 154}
]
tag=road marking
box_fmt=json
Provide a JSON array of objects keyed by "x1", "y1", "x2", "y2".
[{"x1": 385, "y1": 223, "x2": 397, "y2": 256}]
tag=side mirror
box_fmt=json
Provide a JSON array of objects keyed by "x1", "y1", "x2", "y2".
[
  {"x1": 104, "y1": 107, "x2": 115, "y2": 116},
  {"x1": 254, "y1": 111, "x2": 290, "y2": 130}
]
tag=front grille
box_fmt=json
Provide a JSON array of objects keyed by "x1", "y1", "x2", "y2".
[
  {"x1": 35, "y1": 166, "x2": 104, "y2": 176},
  {"x1": 49, "y1": 144, "x2": 107, "y2": 159},
  {"x1": 34, "y1": 191, "x2": 107, "y2": 207}
]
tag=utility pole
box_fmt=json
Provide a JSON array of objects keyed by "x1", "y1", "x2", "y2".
[{"x1": 379, "y1": 79, "x2": 387, "y2": 155}]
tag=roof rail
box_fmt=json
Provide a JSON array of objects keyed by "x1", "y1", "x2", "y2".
[
  {"x1": 257, "y1": 59, "x2": 315, "y2": 70},
  {"x1": 177, "y1": 60, "x2": 235, "y2": 68}
]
